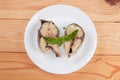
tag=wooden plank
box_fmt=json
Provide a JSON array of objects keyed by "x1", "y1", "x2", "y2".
[
  {"x1": 95, "y1": 22, "x2": 120, "y2": 55},
  {"x1": 0, "y1": 10, "x2": 37, "y2": 20},
  {"x1": 0, "y1": 20, "x2": 120, "y2": 55},
  {"x1": 0, "y1": 0, "x2": 120, "y2": 21},
  {"x1": 0, "y1": 20, "x2": 27, "y2": 52},
  {"x1": 0, "y1": 52, "x2": 120, "y2": 80}
]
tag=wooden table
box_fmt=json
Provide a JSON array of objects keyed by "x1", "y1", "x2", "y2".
[{"x1": 0, "y1": 0, "x2": 120, "y2": 80}]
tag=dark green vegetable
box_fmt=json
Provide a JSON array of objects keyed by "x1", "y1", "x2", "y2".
[
  {"x1": 64, "y1": 29, "x2": 78, "y2": 41},
  {"x1": 43, "y1": 29, "x2": 78, "y2": 46},
  {"x1": 43, "y1": 37, "x2": 58, "y2": 44},
  {"x1": 58, "y1": 37, "x2": 65, "y2": 46},
  {"x1": 63, "y1": 27, "x2": 66, "y2": 30}
]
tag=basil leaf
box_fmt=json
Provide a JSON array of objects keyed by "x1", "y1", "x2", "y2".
[
  {"x1": 64, "y1": 29, "x2": 78, "y2": 41},
  {"x1": 58, "y1": 37, "x2": 65, "y2": 46},
  {"x1": 63, "y1": 27, "x2": 66, "y2": 30},
  {"x1": 43, "y1": 29, "x2": 78, "y2": 46},
  {"x1": 43, "y1": 37, "x2": 58, "y2": 44}
]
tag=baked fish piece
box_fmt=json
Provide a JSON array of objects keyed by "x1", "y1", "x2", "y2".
[
  {"x1": 38, "y1": 20, "x2": 61, "y2": 57},
  {"x1": 64, "y1": 23, "x2": 85, "y2": 58}
]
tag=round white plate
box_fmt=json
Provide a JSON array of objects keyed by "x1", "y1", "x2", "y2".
[{"x1": 24, "y1": 4, "x2": 97, "y2": 74}]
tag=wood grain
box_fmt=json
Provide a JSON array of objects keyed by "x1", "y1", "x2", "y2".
[
  {"x1": 95, "y1": 22, "x2": 120, "y2": 55},
  {"x1": 0, "y1": 52, "x2": 120, "y2": 80},
  {"x1": 0, "y1": 0, "x2": 120, "y2": 21},
  {"x1": 0, "y1": 20, "x2": 120, "y2": 55},
  {"x1": 0, "y1": 10, "x2": 37, "y2": 20},
  {"x1": 0, "y1": 0, "x2": 120, "y2": 79},
  {"x1": 0, "y1": 20, "x2": 27, "y2": 52}
]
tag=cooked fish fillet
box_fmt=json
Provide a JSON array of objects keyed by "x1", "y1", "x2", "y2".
[
  {"x1": 64, "y1": 23, "x2": 85, "y2": 58},
  {"x1": 38, "y1": 20, "x2": 61, "y2": 57}
]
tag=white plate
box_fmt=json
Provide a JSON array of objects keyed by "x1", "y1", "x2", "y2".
[{"x1": 24, "y1": 4, "x2": 97, "y2": 74}]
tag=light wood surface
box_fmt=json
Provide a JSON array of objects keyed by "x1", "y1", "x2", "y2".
[
  {"x1": 0, "y1": 53, "x2": 120, "y2": 80},
  {"x1": 0, "y1": 0, "x2": 120, "y2": 80}
]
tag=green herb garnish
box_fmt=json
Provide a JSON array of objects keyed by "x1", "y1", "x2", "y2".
[
  {"x1": 64, "y1": 29, "x2": 78, "y2": 41},
  {"x1": 58, "y1": 37, "x2": 65, "y2": 46},
  {"x1": 63, "y1": 27, "x2": 66, "y2": 30},
  {"x1": 43, "y1": 37, "x2": 59, "y2": 44},
  {"x1": 43, "y1": 29, "x2": 78, "y2": 46}
]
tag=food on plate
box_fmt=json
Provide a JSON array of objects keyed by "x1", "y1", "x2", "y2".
[
  {"x1": 38, "y1": 20, "x2": 61, "y2": 57},
  {"x1": 64, "y1": 23, "x2": 85, "y2": 58},
  {"x1": 38, "y1": 20, "x2": 85, "y2": 58},
  {"x1": 43, "y1": 29, "x2": 78, "y2": 46}
]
